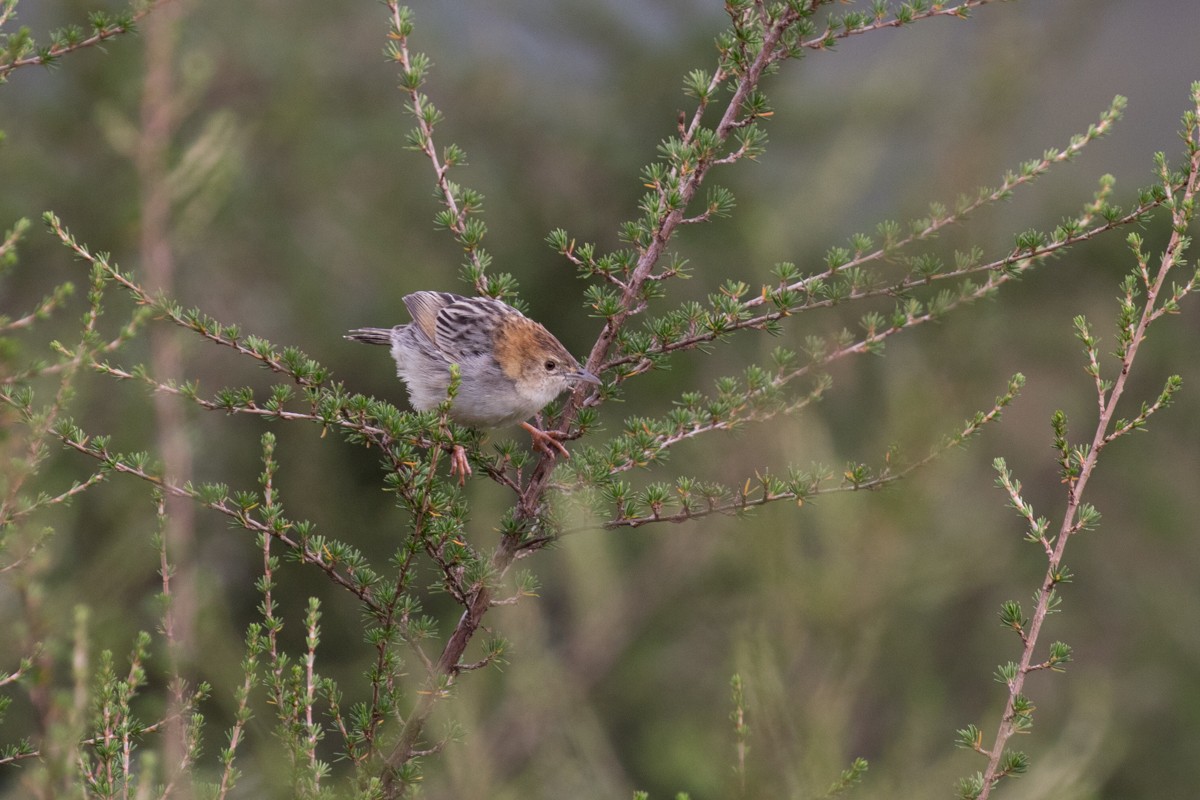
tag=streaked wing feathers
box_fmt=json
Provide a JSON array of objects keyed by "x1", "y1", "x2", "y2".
[{"x1": 402, "y1": 291, "x2": 513, "y2": 363}]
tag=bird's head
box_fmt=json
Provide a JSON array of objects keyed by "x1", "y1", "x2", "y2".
[{"x1": 494, "y1": 316, "x2": 600, "y2": 408}]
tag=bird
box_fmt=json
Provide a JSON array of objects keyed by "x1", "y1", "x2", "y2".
[{"x1": 347, "y1": 291, "x2": 600, "y2": 481}]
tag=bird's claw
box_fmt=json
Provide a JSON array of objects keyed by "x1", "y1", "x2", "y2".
[
  {"x1": 520, "y1": 421, "x2": 571, "y2": 459},
  {"x1": 449, "y1": 444, "x2": 472, "y2": 485}
]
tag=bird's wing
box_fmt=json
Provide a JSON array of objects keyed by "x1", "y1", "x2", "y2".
[
  {"x1": 434, "y1": 295, "x2": 513, "y2": 363},
  {"x1": 402, "y1": 291, "x2": 511, "y2": 363},
  {"x1": 402, "y1": 292, "x2": 461, "y2": 347}
]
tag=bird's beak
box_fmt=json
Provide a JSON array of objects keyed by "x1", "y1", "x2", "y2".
[{"x1": 572, "y1": 368, "x2": 602, "y2": 385}]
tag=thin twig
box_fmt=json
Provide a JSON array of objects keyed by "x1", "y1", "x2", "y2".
[
  {"x1": 0, "y1": 0, "x2": 176, "y2": 81},
  {"x1": 977, "y1": 88, "x2": 1200, "y2": 798}
]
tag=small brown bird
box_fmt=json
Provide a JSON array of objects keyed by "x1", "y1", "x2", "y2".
[{"x1": 347, "y1": 291, "x2": 599, "y2": 480}]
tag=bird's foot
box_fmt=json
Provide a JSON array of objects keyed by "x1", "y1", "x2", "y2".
[
  {"x1": 449, "y1": 444, "x2": 472, "y2": 485},
  {"x1": 520, "y1": 421, "x2": 571, "y2": 459}
]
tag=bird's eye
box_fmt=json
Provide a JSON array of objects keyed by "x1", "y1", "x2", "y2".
[{"x1": 544, "y1": 360, "x2": 557, "y2": 372}]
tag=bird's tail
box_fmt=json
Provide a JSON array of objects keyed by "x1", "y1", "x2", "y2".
[{"x1": 345, "y1": 327, "x2": 394, "y2": 346}]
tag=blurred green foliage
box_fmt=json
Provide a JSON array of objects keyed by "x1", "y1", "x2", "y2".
[{"x1": 2, "y1": 1, "x2": 1199, "y2": 798}]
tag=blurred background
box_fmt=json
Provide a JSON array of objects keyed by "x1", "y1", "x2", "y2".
[{"x1": 2, "y1": 1, "x2": 1199, "y2": 798}]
